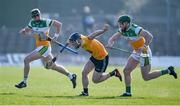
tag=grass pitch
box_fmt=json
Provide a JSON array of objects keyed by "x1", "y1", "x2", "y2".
[{"x1": 0, "y1": 66, "x2": 179, "y2": 105}]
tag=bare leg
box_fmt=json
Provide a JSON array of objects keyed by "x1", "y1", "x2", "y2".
[
  {"x1": 124, "y1": 56, "x2": 139, "y2": 88},
  {"x1": 141, "y1": 64, "x2": 163, "y2": 81},
  {"x1": 82, "y1": 60, "x2": 94, "y2": 88},
  {"x1": 15, "y1": 50, "x2": 43, "y2": 88},
  {"x1": 42, "y1": 54, "x2": 77, "y2": 88},
  {"x1": 79, "y1": 60, "x2": 94, "y2": 95},
  {"x1": 42, "y1": 54, "x2": 70, "y2": 76},
  {"x1": 24, "y1": 50, "x2": 42, "y2": 81},
  {"x1": 122, "y1": 56, "x2": 139, "y2": 95},
  {"x1": 92, "y1": 71, "x2": 111, "y2": 83}
]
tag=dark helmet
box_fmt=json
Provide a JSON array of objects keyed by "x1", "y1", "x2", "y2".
[
  {"x1": 31, "y1": 8, "x2": 41, "y2": 18},
  {"x1": 69, "y1": 33, "x2": 81, "y2": 41},
  {"x1": 118, "y1": 15, "x2": 131, "y2": 23}
]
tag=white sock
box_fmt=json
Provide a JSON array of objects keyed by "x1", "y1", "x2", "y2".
[
  {"x1": 167, "y1": 69, "x2": 171, "y2": 73},
  {"x1": 125, "y1": 92, "x2": 131, "y2": 95},
  {"x1": 23, "y1": 76, "x2": 28, "y2": 83},
  {"x1": 68, "y1": 73, "x2": 73, "y2": 80}
]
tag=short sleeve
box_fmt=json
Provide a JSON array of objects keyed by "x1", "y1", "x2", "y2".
[
  {"x1": 46, "y1": 19, "x2": 53, "y2": 27},
  {"x1": 135, "y1": 26, "x2": 142, "y2": 35},
  {"x1": 27, "y1": 20, "x2": 32, "y2": 29}
]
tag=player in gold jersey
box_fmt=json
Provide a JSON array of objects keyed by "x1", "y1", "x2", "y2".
[
  {"x1": 68, "y1": 24, "x2": 122, "y2": 96},
  {"x1": 15, "y1": 8, "x2": 77, "y2": 89},
  {"x1": 107, "y1": 15, "x2": 177, "y2": 97}
]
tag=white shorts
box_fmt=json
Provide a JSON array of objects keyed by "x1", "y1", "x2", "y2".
[
  {"x1": 35, "y1": 46, "x2": 52, "y2": 57},
  {"x1": 130, "y1": 46, "x2": 152, "y2": 67}
]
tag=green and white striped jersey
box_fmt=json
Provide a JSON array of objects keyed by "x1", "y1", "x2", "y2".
[
  {"x1": 28, "y1": 18, "x2": 52, "y2": 34},
  {"x1": 118, "y1": 23, "x2": 143, "y2": 41},
  {"x1": 27, "y1": 18, "x2": 53, "y2": 47}
]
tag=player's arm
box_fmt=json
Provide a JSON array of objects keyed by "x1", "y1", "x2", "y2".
[
  {"x1": 19, "y1": 20, "x2": 34, "y2": 36},
  {"x1": 51, "y1": 20, "x2": 62, "y2": 40},
  {"x1": 19, "y1": 27, "x2": 32, "y2": 36},
  {"x1": 88, "y1": 24, "x2": 109, "y2": 40},
  {"x1": 107, "y1": 32, "x2": 122, "y2": 47},
  {"x1": 139, "y1": 29, "x2": 153, "y2": 46}
]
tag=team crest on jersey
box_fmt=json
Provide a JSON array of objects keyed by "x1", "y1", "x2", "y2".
[{"x1": 40, "y1": 24, "x2": 43, "y2": 27}]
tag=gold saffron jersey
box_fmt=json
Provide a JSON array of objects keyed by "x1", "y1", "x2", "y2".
[{"x1": 81, "y1": 35, "x2": 108, "y2": 60}]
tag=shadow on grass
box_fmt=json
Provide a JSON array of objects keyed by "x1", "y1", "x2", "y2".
[
  {"x1": 0, "y1": 92, "x2": 145, "y2": 100},
  {"x1": 90, "y1": 96, "x2": 145, "y2": 99},
  {"x1": 0, "y1": 92, "x2": 16, "y2": 95},
  {"x1": 43, "y1": 95, "x2": 80, "y2": 99},
  {"x1": 24, "y1": 95, "x2": 145, "y2": 100}
]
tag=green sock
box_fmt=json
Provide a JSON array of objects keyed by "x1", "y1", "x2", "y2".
[
  {"x1": 161, "y1": 69, "x2": 169, "y2": 75},
  {"x1": 126, "y1": 86, "x2": 131, "y2": 94}
]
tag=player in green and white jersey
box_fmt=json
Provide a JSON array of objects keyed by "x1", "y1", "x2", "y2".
[
  {"x1": 107, "y1": 15, "x2": 177, "y2": 97},
  {"x1": 15, "y1": 8, "x2": 77, "y2": 89}
]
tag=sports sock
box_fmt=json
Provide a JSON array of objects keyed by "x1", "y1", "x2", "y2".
[
  {"x1": 126, "y1": 86, "x2": 131, "y2": 94},
  {"x1": 23, "y1": 76, "x2": 28, "y2": 83},
  {"x1": 109, "y1": 71, "x2": 116, "y2": 77},
  {"x1": 68, "y1": 73, "x2": 73, "y2": 80},
  {"x1": 83, "y1": 88, "x2": 88, "y2": 94},
  {"x1": 161, "y1": 69, "x2": 170, "y2": 75}
]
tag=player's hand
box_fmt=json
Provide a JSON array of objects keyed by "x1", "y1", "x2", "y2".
[
  {"x1": 52, "y1": 33, "x2": 59, "y2": 41},
  {"x1": 52, "y1": 36, "x2": 58, "y2": 41},
  {"x1": 19, "y1": 29, "x2": 26, "y2": 35},
  {"x1": 106, "y1": 43, "x2": 113, "y2": 48},
  {"x1": 138, "y1": 45, "x2": 148, "y2": 54},
  {"x1": 103, "y1": 24, "x2": 109, "y2": 32},
  {"x1": 19, "y1": 28, "x2": 32, "y2": 36},
  {"x1": 106, "y1": 39, "x2": 114, "y2": 48}
]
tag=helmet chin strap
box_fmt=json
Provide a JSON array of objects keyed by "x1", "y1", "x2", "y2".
[{"x1": 75, "y1": 40, "x2": 81, "y2": 49}]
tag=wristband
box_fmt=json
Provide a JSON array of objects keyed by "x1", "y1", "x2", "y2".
[{"x1": 54, "y1": 33, "x2": 59, "y2": 38}]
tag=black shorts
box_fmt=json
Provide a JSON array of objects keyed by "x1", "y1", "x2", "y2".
[{"x1": 90, "y1": 55, "x2": 109, "y2": 73}]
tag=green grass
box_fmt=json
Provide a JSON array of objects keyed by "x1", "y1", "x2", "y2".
[{"x1": 0, "y1": 66, "x2": 180, "y2": 105}]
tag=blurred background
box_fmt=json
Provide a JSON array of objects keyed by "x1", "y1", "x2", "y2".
[{"x1": 0, "y1": 0, "x2": 180, "y2": 67}]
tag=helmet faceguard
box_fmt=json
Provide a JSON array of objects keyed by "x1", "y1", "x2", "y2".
[
  {"x1": 69, "y1": 33, "x2": 81, "y2": 42},
  {"x1": 69, "y1": 33, "x2": 81, "y2": 49},
  {"x1": 31, "y1": 8, "x2": 41, "y2": 18}
]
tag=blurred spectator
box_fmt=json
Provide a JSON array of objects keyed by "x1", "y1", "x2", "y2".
[
  {"x1": 1, "y1": 25, "x2": 8, "y2": 35},
  {"x1": 64, "y1": 24, "x2": 76, "y2": 37},
  {"x1": 105, "y1": 15, "x2": 118, "y2": 28},
  {"x1": 82, "y1": 6, "x2": 95, "y2": 34}
]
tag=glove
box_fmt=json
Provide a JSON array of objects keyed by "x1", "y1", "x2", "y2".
[
  {"x1": 52, "y1": 33, "x2": 59, "y2": 41},
  {"x1": 138, "y1": 45, "x2": 148, "y2": 54}
]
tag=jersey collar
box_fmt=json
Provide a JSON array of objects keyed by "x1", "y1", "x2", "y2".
[{"x1": 126, "y1": 23, "x2": 132, "y2": 31}]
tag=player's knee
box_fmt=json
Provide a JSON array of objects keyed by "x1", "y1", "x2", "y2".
[
  {"x1": 82, "y1": 70, "x2": 88, "y2": 77},
  {"x1": 142, "y1": 75, "x2": 150, "y2": 81},
  {"x1": 24, "y1": 57, "x2": 31, "y2": 64},
  {"x1": 123, "y1": 68, "x2": 131, "y2": 75},
  {"x1": 92, "y1": 77, "x2": 99, "y2": 84},
  {"x1": 92, "y1": 74, "x2": 101, "y2": 84},
  {"x1": 51, "y1": 64, "x2": 57, "y2": 70},
  {"x1": 45, "y1": 62, "x2": 55, "y2": 70},
  {"x1": 45, "y1": 65, "x2": 51, "y2": 69}
]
